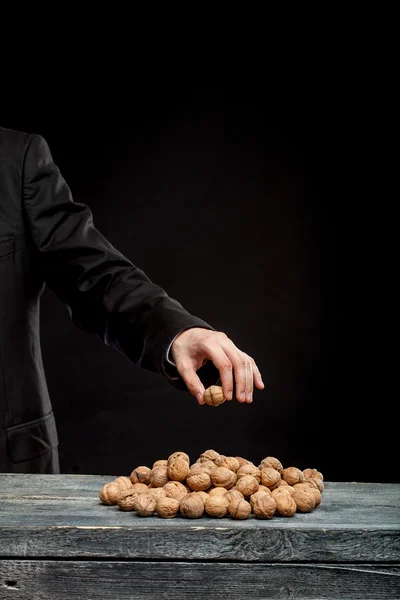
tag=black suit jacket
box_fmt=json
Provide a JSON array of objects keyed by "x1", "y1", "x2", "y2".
[{"x1": 0, "y1": 127, "x2": 218, "y2": 473}]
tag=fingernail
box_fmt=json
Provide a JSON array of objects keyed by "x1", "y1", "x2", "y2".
[
  {"x1": 247, "y1": 393, "x2": 252, "y2": 403},
  {"x1": 227, "y1": 390, "x2": 233, "y2": 400},
  {"x1": 196, "y1": 392, "x2": 204, "y2": 404},
  {"x1": 241, "y1": 392, "x2": 246, "y2": 402}
]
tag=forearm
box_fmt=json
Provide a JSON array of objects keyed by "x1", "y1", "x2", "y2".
[{"x1": 22, "y1": 134, "x2": 217, "y2": 386}]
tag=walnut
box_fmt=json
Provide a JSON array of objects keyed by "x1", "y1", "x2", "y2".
[
  {"x1": 117, "y1": 488, "x2": 138, "y2": 501},
  {"x1": 225, "y1": 489, "x2": 244, "y2": 504},
  {"x1": 193, "y1": 460, "x2": 215, "y2": 474},
  {"x1": 228, "y1": 498, "x2": 251, "y2": 520},
  {"x1": 305, "y1": 477, "x2": 324, "y2": 493},
  {"x1": 204, "y1": 385, "x2": 226, "y2": 406},
  {"x1": 236, "y1": 475, "x2": 259, "y2": 497},
  {"x1": 186, "y1": 470, "x2": 211, "y2": 491},
  {"x1": 156, "y1": 497, "x2": 180, "y2": 518},
  {"x1": 235, "y1": 456, "x2": 251, "y2": 468},
  {"x1": 168, "y1": 451, "x2": 190, "y2": 465},
  {"x1": 118, "y1": 497, "x2": 137, "y2": 511},
  {"x1": 99, "y1": 482, "x2": 124, "y2": 505},
  {"x1": 302, "y1": 478, "x2": 319, "y2": 490},
  {"x1": 204, "y1": 461, "x2": 217, "y2": 474},
  {"x1": 236, "y1": 464, "x2": 261, "y2": 483},
  {"x1": 146, "y1": 487, "x2": 167, "y2": 501},
  {"x1": 271, "y1": 487, "x2": 291, "y2": 501},
  {"x1": 293, "y1": 483, "x2": 321, "y2": 503},
  {"x1": 214, "y1": 455, "x2": 227, "y2": 467},
  {"x1": 250, "y1": 489, "x2": 270, "y2": 509},
  {"x1": 274, "y1": 492, "x2": 297, "y2": 517},
  {"x1": 114, "y1": 476, "x2": 132, "y2": 490},
  {"x1": 303, "y1": 468, "x2": 314, "y2": 479},
  {"x1": 253, "y1": 495, "x2": 277, "y2": 519},
  {"x1": 260, "y1": 467, "x2": 281, "y2": 489},
  {"x1": 199, "y1": 449, "x2": 220, "y2": 462},
  {"x1": 282, "y1": 467, "x2": 304, "y2": 486},
  {"x1": 129, "y1": 467, "x2": 151, "y2": 485},
  {"x1": 211, "y1": 467, "x2": 237, "y2": 490},
  {"x1": 308, "y1": 488, "x2": 322, "y2": 507},
  {"x1": 303, "y1": 468, "x2": 324, "y2": 481},
  {"x1": 150, "y1": 466, "x2": 169, "y2": 488},
  {"x1": 293, "y1": 483, "x2": 314, "y2": 492},
  {"x1": 133, "y1": 493, "x2": 157, "y2": 516},
  {"x1": 196, "y1": 491, "x2": 209, "y2": 505},
  {"x1": 259, "y1": 456, "x2": 283, "y2": 473},
  {"x1": 274, "y1": 482, "x2": 295, "y2": 495},
  {"x1": 131, "y1": 483, "x2": 149, "y2": 494},
  {"x1": 277, "y1": 479, "x2": 289, "y2": 487},
  {"x1": 205, "y1": 495, "x2": 230, "y2": 517},
  {"x1": 258, "y1": 485, "x2": 272, "y2": 496},
  {"x1": 217, "y1": 457, "x2": 240, "y2": 472},
  {"x1": 292, "y1": 489, "x2": 315, "y2": 512},
  {"x1": 189, "y1": 463, "x2": 208, "y2": 473},
  {"x1": 153, "y1": 459, "x2": 168, "y2": 468},
  {"x1": 208, "y1": 487, "x2": 229, "y2": 497},
  {"x1": 163, "y1": 481, "x2": 188, "y2": 502},
  {"x1": 167, "y1": 459, "x2": 190, "y2": 482},
  {"x1": 117, "y1": 490, "x2": 140, "y2": 511},
  {"x1": 180, "y1": 492, "x2": 205, "y2": 518}
]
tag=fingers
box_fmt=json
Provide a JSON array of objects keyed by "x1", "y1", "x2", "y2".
[
  {"x1": 174, "y1": 329, "x2": 265, "y2": 406},
  {"x1": 216, "y1": 339, "x2": 251, "y2": 403},
  {"x1": 231, "y1": 351, "x2": 253, "y2": 403},
  {"x1": 204, "y1": 345, "x2": 235, "y2": 402},
  {"x1": 177, "y1": 361, "x2": 206, "y2": 405},
  {"x1": 244, "y1": 356, "x2": 253, "y2": 403},
  {"x1": 197, "y1": 337, "x2": 254, "y2": 403},
  {"x1": 221, "y1": 345, "x2": 263, "y2": 404},
  {"x1": 248, "y1": 355, "x2": 264, "y2": 390}
]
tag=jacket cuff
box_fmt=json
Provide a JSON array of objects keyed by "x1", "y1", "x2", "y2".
[{"x1": 166, "y1": 331, "x2": 181, "y2": 367}]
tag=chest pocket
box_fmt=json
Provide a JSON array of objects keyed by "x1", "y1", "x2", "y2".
[{"x1": 0, "y1": 234, "x2": 15, "y2": 259}]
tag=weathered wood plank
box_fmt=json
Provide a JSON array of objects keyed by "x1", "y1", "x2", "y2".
[
  {"x1": 0, "y1": 475, "x2": 399, "y2": 523},
  {"x1": 0, "y1": 478, "x2": 399, "y2": 528},
  {"x1": 0, "y1": 477, "x2": 399, "y2": 562},
  {"x1": 0, "y1": 523, "x2": 399, "y2": 563},
  {"x1": 0, "y1": 561, "x2": 399, "y2": 599},
  {"x1": 0, "y1": 474, "x2": 113, "y2": 499},
  {"x1": 1, "y1": 492, "x2": 399, "y2": 528}
]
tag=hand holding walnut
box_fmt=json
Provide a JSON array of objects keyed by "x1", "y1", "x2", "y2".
[{"x1": 171, "y1": 328, "x2": 264, "y2": 405}]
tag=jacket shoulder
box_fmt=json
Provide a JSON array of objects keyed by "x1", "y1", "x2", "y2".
[
  {"x1": 0, "y1": 126, "x2": 32, "y2": 150},
  {"x1": 0, "y1": 127, "x2": 38, "y2": 175}
]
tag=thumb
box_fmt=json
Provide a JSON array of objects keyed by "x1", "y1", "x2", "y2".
[{"x1": 178, "y1": 366, "x2": 206, "y2": 405}]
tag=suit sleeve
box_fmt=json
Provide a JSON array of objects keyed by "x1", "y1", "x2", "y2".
[{"x1": 22, "y1": 134, "x2": 220, "y2": 391}]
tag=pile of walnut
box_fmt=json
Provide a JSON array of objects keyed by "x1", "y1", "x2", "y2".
[{"x1": 99, "y1": 450, "x2": 324, "y2": 520}]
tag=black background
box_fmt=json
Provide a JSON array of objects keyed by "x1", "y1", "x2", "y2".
[{"x1": 4, "y1": 75, "x2": 391, "y2": 482}]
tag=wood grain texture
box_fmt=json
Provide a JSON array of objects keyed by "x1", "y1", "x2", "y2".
[
  {"x1": 0, "y1": 560, "x2": 399, "y2": 600},
  {"x1": 0, "y1": 476, "x2": 399, "y2": 562},
  {"x1": 1, "y1": 523, "x2": 399, "y2": 563}
]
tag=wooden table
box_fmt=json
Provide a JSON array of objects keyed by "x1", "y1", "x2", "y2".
[{"x1": 0, "y1": 475, "x2": 399, "y2": 599}]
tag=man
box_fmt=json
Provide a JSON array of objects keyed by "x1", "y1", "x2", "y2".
[{"x1": 0, "y1": 127, "x2": 264, "y2": 474}]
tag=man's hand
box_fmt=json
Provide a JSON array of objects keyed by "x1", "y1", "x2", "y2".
[{"x1": 171, "y1": 328, "x2": 264, "y2": 405}]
